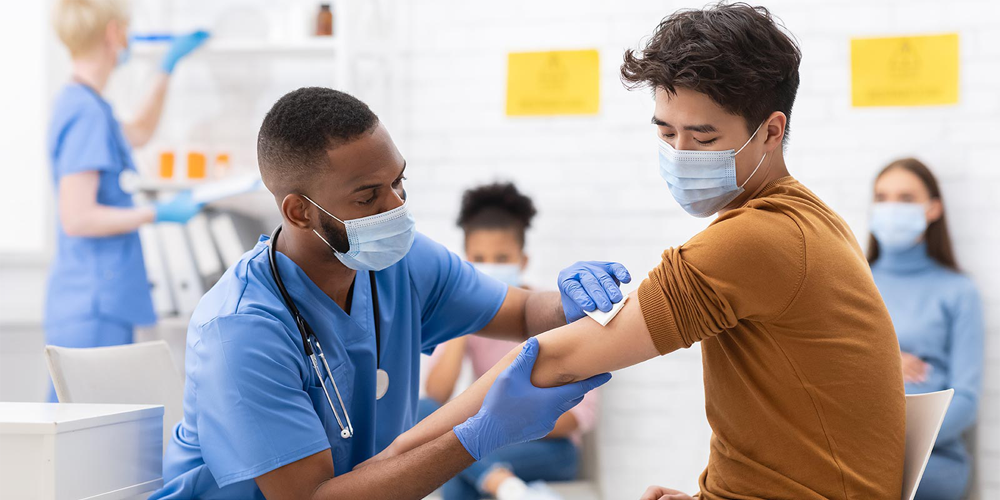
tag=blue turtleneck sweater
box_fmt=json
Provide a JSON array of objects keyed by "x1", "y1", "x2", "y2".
[{"x1": 871, "y1": 242, "x2": 984, "y2": 446}]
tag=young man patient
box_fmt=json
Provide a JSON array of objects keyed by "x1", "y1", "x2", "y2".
[{"x1": 370, "y1": 4, "x2": 905, "y2": 499}]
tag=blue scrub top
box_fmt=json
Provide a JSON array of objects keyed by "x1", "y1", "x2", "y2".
[
  {"x1": 152, "y1": 232, "x2": 508, "y2": 499},
  {"x1": 45, "y1": 83, "x2": 155, "y2": 327}
]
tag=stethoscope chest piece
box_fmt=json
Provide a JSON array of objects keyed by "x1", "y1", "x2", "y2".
[
  {"x1": 340, "y1": 428, "x2": 352, "y2": 439},
  {"x1": 376, "y1": 368, "x2": 390, "y2": 400}
]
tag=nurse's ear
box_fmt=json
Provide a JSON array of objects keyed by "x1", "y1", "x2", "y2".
[{"x1": 281, "y1": 194, "x2": 315, "y2": 230}]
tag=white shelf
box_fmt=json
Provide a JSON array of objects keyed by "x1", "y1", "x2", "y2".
[{"x1": 132, "y1": 38, "x2": 340, "y2": 58}]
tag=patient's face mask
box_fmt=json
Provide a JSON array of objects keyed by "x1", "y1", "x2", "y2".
[
  {"x1": 869, "y1": 202, "x2": 927, "y2": 252},
  {"x1": 304, "y1": 195, "x2": 416, "y2": 271},
  {"x1": 657, "y1": 121, "x2": 767, "y2": 218}
]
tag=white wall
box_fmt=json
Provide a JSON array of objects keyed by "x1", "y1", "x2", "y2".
[
  {"x1": 392, "y1": 0, "x2": 1000, "y2": 497},
  {"x1": 0, "y1": 2, "x2": 49, "y2": 256}
]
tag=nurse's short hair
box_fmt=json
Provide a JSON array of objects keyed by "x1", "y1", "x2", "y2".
[
  {"x1": 257, "y1": 87, "x2": 379, "y2": 194},
  {"x1": 53, "y1": 0, "x2": 130, "y2": 57}
]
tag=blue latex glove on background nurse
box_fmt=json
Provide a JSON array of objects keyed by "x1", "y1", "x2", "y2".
[
  {"x1": 154, "y1": 190, "x2": 204, "y2": 223},
  {"x1": 120, "y1": 31, "x2": 209, "y2": 71},
  {"x1": 453, "y1": 337, "x2": 611, "y2": 460},
  {"x1": 557, "y1": 261, "x2": 632, "y2": 323},
  {"x1": 160, "y1": 31, "x2": 210, "y2": 73}
]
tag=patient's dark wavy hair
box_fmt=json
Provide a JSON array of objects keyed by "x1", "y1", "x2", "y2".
[
  {"x1": 621, "y1": 2, "x2": 801, "y2": 145},
  {"x1": 457, "y1": 182, "x2": 537, "y2": 249}
]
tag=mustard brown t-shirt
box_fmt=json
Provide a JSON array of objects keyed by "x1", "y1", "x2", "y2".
[{"x1": 638, "y1": 176, "x2": 905, "y2": 499}]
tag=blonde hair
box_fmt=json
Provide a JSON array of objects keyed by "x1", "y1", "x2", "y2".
[{"x1": 52, "y1": 0, "x2": 130, "y2": 57}]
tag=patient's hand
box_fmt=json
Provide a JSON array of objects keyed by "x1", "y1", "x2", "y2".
[{"x1": 640, "y1": 485, "x2": 695, "y2": 500}]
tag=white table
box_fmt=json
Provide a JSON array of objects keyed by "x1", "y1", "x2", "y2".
[{"x1": 0, "y1": 402, "x2": 163, "y2": 500}]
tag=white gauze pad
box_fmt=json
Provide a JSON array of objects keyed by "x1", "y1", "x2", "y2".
[{"x1": 584, "y1": 295, "x2": 628, "y2": 326}]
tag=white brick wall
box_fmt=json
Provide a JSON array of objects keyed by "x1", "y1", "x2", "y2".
[{"x1": 386, "y1": 1, "x2": 1000, "y2": 497}]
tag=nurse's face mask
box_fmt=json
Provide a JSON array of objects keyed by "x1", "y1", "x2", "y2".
[
  {"x1": 657, "y1": 120, "x2": 768, "y2": 218},
  {"x1": 303, "y1": 194, "x2": 416, "y2": 271}
]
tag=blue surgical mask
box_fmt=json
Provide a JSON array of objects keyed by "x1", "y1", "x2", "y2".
[
  {"x1": 657, "y1": 121, "x2": 767, "y2": 218},
  {"x1": 117, "y1": 43, "x2": 131, "y2": 66},
  {"x1": 472, "y1": 262, "x2": 522, "y2": 287},
  {"x1": 303, "y1": 195, "x2": 416, "y2": 271},
  {"x1": 869, "y1": 202, "x2": 927, "y2": 252}
]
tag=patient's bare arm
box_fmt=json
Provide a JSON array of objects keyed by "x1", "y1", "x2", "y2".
[{"x1": 369, "y1": 291, "x2": 658, "y2": 462}]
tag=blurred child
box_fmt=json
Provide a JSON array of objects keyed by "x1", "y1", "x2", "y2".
[{"x1": 420, "y1": 182, "x2": 599, "y2": 500}]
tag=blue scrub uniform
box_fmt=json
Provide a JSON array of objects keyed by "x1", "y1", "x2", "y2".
[
  {"x1": 151, "y1": 233, "x2": 507, "y2": 499},
  {"x1": 44, "y1": 84, "x2": 155, "y2": 354}
]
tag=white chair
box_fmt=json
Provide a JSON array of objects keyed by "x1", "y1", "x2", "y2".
[
  {"x1": 44, "y1": 340, "x2": 184, "y2": 453},
  {"x1": 902, "y1": 389, "x2": 954, "y2": 500}
]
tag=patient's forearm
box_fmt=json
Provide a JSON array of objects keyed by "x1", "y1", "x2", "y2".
[
  {"x1": 529, "y1": 291, "x2": 658, "y2": 387},
  {"x1": 393, "y1": 345, "x2": 521, "y2": 455},
  {"x1": 389, "y1": 291, "x2": 657, "y2": 456}
]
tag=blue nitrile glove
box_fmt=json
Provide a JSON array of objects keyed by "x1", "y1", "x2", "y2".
[
  {"x1": 160, "y1": 30, "x2": 210, "y2": 73},
  {"x1": 154, "y1": 190, "x2": 204, "y2": 223},
  {"x1": 453, "y1": 338, "x2": 611, "y2": 460},
  {"x1": 557, "y1": 261, "x2": 631, "y2": 323}
]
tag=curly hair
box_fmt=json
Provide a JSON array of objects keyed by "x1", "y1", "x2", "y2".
[
  {"x1": 457, "y1": 182, "x2": 537, "y2": 248},
  {"x1": 621, "y1": 3, "x2": 801, "y2": 143}
]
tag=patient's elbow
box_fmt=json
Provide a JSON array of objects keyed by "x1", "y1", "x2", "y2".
[{"x1": 529, "y1": 351, "x2": 581, "y2": 388}]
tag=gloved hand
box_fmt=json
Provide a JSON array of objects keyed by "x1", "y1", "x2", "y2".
[
  {"x1": 453, "y1": 338, "x2": 611, "y2": 460},
  {"x1": 160, "y1": 30, "x2": 210, "y2": 73},
  {"x1": 557, "y1": 261, "x2": 631, "y2": 323},
  {"x1": 154, "y1": 190, "x2": 204, "y2": 223}
]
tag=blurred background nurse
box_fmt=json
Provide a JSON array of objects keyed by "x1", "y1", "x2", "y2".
[
  {"x1": 868, "y1": 158, "x2": 984, "y2": 500},
  {"x1": 45, "y1": 0, "x2": 206, "y2": 400}
]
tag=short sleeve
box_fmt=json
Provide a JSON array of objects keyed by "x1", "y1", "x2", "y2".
[
  {"x1": 192, "y1": 313, "x2": 331, "y2": 486},
  {"x1": 638, "y1": 208, "x2": 805, "y2": 354},
  {"x1": 406, "y1": 234, "x2": 508, "y2": 355},
  {"x1": 53, "y1": 100, "x2": 119, "y2": 178},
  {"x1": 568, "y1": 390, "x2": 600, "y2": 435}
]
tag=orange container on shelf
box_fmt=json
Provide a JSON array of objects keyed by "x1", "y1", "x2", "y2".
[
  {"x1": 159, "y1": 151, "x2": 175, "y2": 179},
  {"x1": 187, "y1": 151, "x2": 207, "y2": 179}
]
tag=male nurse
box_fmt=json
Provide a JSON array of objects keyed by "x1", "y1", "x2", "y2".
[
  {"x1": 151, "y1": 87, "x2": 623, "y2": 499},
  {"x1": 46, "y1": 0, "x2": 207, "y2": 400}
]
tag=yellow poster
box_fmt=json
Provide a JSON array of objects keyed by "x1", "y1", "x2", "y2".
[
  {"x1": 851, "y1": 33, "x2": 959, "y2": 107},
  {"x1": 506, "y1": 49, "x2": 600, "y2": 116}
]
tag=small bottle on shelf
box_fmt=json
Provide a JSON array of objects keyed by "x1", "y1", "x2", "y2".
[
  {"x1": 316, "y1": 3, "x2": 333, "y2": 37},
  {"x1": 214, "y1": 153, "x2": 232, "y2": 178}
]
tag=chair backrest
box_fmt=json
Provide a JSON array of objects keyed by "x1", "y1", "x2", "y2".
[
  {"x1": 902, "y1": 389, "x2": 954, "y2": 500},
  {"x1": 44, "y1": 340, "x2": 184, "y2": 453}
]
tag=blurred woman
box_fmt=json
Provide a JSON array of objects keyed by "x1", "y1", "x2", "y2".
[
  {"x1": 868, "y1": 158, "x2": 984, "y2": 500},
  {"x1": 46, "y1": 0, "x2": 206, "y2": 401},
  {"x1": 420, "y1": 182, "x2": 599, "y2": 500}
]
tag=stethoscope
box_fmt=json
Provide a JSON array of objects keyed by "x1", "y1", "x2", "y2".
[{"x1": 268, "y1": 224, "x2": 388, "y2": 440}]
